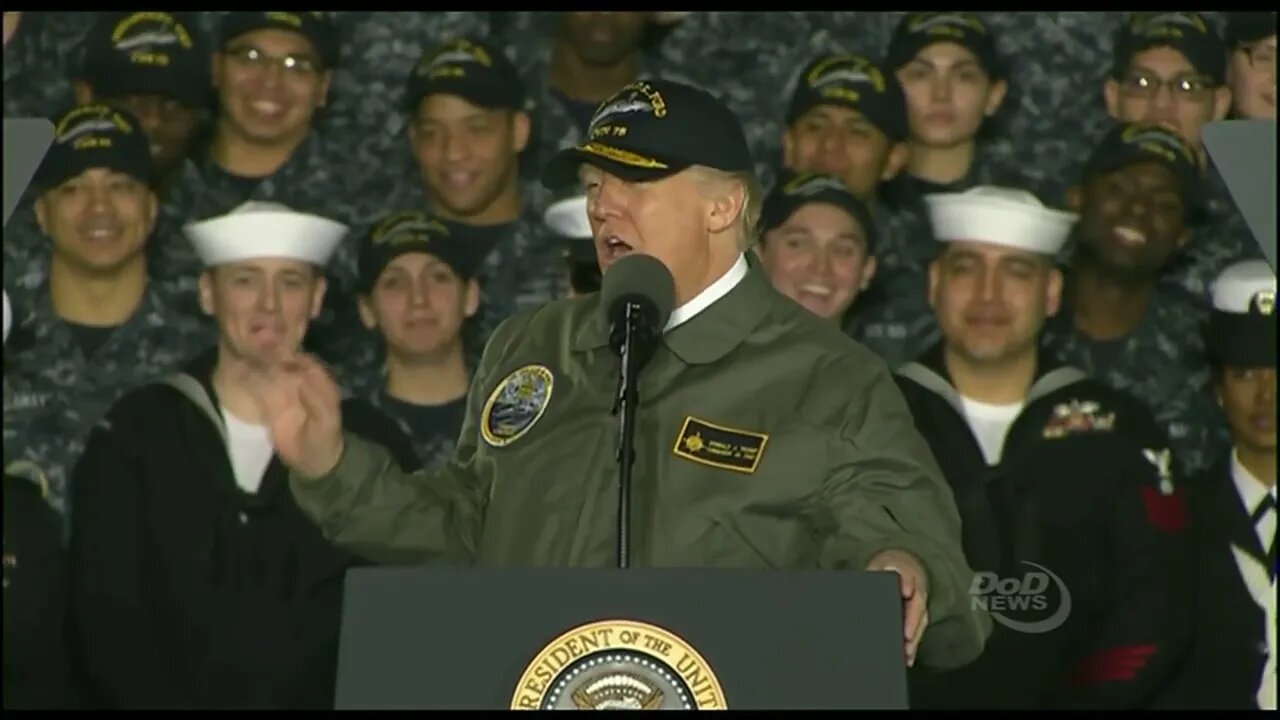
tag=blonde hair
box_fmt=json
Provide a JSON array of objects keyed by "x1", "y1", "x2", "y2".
[{"x1": 689, "y1": 165, "x2": 763, "y2": 252}]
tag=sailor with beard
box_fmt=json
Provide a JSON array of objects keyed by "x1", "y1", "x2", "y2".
[
  {"x1": 64, "y1": 201, "x2": 417, "y2": 709},
  {"x1": 895, "y1": 185, "x2": 1193, "y2": 709}
]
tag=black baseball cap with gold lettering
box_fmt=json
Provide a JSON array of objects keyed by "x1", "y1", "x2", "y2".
[
  {"x1": 786, "y1": 53, "x2": 907, "y2": 142},
  {"x1": 403, "y1": 37, "x2": 524, "y2": 113},
  {"x1": 79, "y1": 12, "x2": 210, "y2": 108},
  {"x1": 1112, "y1": 13, "x2": 1226, "y2": 86},
  {"x1": 220, "y1": 11, "x2": 339, "y2": 69},
  {"x1": 887, "y1": 12, "x2": 1004, "y2": 79},
  {"x1": 33, "y1": 104, "x2": 153, "y2": 192},
  {"x1": 1082, "y1": 122, "x2": 1203, "y2": 213},
  {"x1": 541, "y1": 78, "x2": 753, "y2": 190},
  {"x1": 760, "y1": 171, "x2": 880, "y2": 253},
  {"x1": 358, "y1": 210, "x2": 494, "y2": 292}
]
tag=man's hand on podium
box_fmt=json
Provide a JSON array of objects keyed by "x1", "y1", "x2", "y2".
[
  {"x1": 866, "y1": 549, "x2": 930, "y2": 668},
  {"x1": 248, "y1": 352, "x2": 346, "y2": 480}
]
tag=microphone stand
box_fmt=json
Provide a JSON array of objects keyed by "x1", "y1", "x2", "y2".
[{"x1": 611, "y1": 300, "x2": 652, "y2": 570}]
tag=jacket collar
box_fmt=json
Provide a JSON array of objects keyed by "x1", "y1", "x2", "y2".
[
  {"x1": 571, "y1": 253, "x2": 777, "y2": 366},
  {"x1": 896, "y1": 339, "x2": 1088, "y2": 412}
]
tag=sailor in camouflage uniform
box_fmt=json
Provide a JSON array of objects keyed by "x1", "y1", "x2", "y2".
[
  {"x1": 754, "y1": 170, "x2": 880, "y2": 329},
  {"x1": 1102, "y1": 12, "x2": 1259, "y2": 296},
  {"x1": 317, "y1": 11, "x2": 490, "y2": 163},
  {"x1": 767, "y1": 50, "x2": 921, "y2": 364},
  {"x1": 154, "y1": 12, "x2": 386, "y2": 369},
  {"x1": 1044, "y1": 122, "x2": 1229, "y2": 478},
  {"x1": 4, "y1": 12, "x2": 211, "y2": 302},
  {"x1": 863, "y1": 14, "x2": 1032, "y2": 368},
  {"x1": 657, "y1": 12, "x2": 887, "y2": 190},
  {"x1": 3, "y1": 103, "x2": 215, "y2": 520},
  {"x1": 385, "y1": 36, "x2": 561, "y2": 368},
  {"x1": 70, "y1": 12, "x2": 212, "y2": 198},
  {"x1": 348, "y1": 211, "x2": 492, "y2": 471}
]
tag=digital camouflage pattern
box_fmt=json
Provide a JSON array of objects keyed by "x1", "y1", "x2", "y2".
[
  {"x1": 364, "y1": 390, "x2": 461, "y2": 474},
  {"x1": 1043, "y1": 283, "x2": 1230, "y2": 479},
  {"x1": 1, "y1": 284, "x2": 216, "y2": 519},
  {"x1": 1174, "y1": 170, "x2": 1266, "y2": 297},
  {"x1": 318, "y1": 12, "x2": 492, "y2": 184},
  {"x1": 328, "y1": 185, "x2": 561, "y2": 400},
  {"x1": 2, "y1": 12, "x2": 95, "y2": 120},
  {"x1": 499, "y1": 12, "x2": 698, "y2": 187},
  {"x1": 154, "y1": 132, "x2": 401, "y2": 376},
  {"x1": 463, "y1": 198, "x2": 563, "y2": 357}
]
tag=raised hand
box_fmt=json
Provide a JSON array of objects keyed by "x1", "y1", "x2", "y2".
[{"x1": 249, "y1": 353, "x2": 346, "y2": 480}]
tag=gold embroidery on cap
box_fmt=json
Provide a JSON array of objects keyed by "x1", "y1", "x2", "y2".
[
  {"x1": 264, "y1": 12, "x2": 303, "y2": 28},
  {"x1": 579, "y1": 142, "x2": 669, "y2": 170},
  {"x1": 54, "y1": 106, "x2": 134, "y2": 146},
  {"x1": 1121, "y1": 124, "x2": 1197, "y2": 167},
  {"x1": 805, "y1": 55, "x2": 886, "y2": 93},
  {"x1": 908, "y1": 13, "x2": 987, "y2": 38},
  {"x1": 416, "y1": 38, "x2": 493, "y2": 82},
  {"x1": 371, "y1": 211, "x2": 450, "y2": 247}
]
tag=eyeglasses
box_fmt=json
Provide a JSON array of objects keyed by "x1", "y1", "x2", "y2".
[
  {"x1": 225, "y1": 45, "x2": 320, "y2": 77},
  {"x1": 1119, "y1": 71, "x2": 1213, "y2": 100},
  {"x1": 1242, "y1": 42, "x2": 1277, "y2": 75}
]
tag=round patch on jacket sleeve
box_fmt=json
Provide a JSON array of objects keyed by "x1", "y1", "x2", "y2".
[{"x1": 481, "y1": 364, "x2": 555, "y2": 448}]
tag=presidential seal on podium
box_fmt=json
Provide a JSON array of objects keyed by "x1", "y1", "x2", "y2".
[{"x1": 511, "y1": 619, "x2": 727, "y2": 710}]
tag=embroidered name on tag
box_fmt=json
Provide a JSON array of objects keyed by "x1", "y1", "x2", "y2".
[{"x1": 672, "y1": 416, "x2": 769, "y2": 474}]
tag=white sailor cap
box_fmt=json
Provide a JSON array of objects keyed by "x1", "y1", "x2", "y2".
[
  {"x1": 543, "y1": 195, "x2": 591, "y2": 240},
  {"x1": 924, "y1": 185, "x2": 1078, "y2": 256},
  {"x1": 184, "y1": 201, "x2": 349, "y2": 268},
  {"x1": 1207, "y1": 259, "x2": 1276, "y2": 367},
  {"x1": 1211, "y1": 259, "x2": 1276, "y2": 316}
]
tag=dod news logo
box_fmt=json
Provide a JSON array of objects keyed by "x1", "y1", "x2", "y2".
[{"x1": 969, "y1": 561, "x2": 1072, "y2": 634}]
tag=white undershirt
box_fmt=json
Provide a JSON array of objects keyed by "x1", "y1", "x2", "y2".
[
  {"x1": 959, "y1": 396, "x2": 1024, "y2": 466},
  {"x1": 664, "y1": 254, "x2": 749, "y2": 332},
  {"x1": 222, "y1": 408, "x2": 274, "y2": 494}
]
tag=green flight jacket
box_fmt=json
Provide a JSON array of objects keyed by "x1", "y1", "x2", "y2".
[{"x1": 290, "y1": 259, "x2": 992, "y2": 670}]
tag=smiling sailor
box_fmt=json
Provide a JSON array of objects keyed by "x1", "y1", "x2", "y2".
[
  {"x1": 894, "y1": 184, "x2": 1194, "y2": 709},
  {"x1": 64, "y1": 201, "x2": 417, "y2": 709}
]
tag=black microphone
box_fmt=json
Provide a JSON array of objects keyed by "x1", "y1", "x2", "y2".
[{"x1": 599, "y1": 254, "x2": 675, "y2": 570}]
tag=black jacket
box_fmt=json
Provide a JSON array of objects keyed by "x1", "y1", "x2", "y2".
[
  {"x1": 66, "y1": 349, "x2": 418, "y2": 709},
  {"x1": 895, "y1": 344, "x2": 1193, "y2": 709},
  {"x1": 3, "y1": 474, "x2": 78, "y2": 709},
  {"x1": 1164, "y1": 452, "x2": 1271, "y2": 708}
]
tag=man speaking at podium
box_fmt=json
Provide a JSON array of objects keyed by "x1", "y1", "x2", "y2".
[{"x1": 255, "y1": 78, "x2": 992, "y2": 672}]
